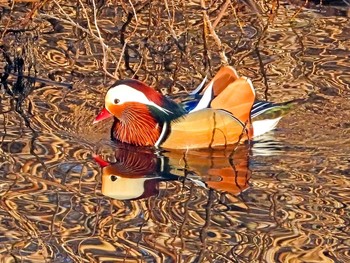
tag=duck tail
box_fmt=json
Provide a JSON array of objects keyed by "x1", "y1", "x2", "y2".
[
  {"x1": 252, "y1": 98, "x2": 304, "y2": 121},
  {"x1": 251, "y1": 98, "x2": 305, "y2": 138}
]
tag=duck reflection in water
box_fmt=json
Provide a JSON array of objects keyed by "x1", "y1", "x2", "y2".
[{"x1": 94, "y1": 143, "x2": 251, "y2": 200}]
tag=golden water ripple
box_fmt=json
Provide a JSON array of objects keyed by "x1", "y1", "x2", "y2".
[{"x1": 0, "y1": 0, "x2": 350, "y2": 262}]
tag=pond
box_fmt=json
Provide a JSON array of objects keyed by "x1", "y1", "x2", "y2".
[{"x1": 0, "y1": 0, "x2": 349, "y2": 262}]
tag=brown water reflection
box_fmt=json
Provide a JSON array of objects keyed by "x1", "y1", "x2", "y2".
[{"x1": 1, "y1": 0, "x2": 350, "y2": 262}]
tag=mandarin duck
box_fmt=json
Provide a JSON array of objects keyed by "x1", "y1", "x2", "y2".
[
  {"x1": 94, "y1": 66, "x2": 297, "y2": 149},
  {"x1": 94, "y1": 143, "x2": 250, "y2": 200}
]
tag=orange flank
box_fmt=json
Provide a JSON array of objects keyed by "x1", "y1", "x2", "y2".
[{"x1": 161, "y1": 109, "x2": 247, "y2": 149}]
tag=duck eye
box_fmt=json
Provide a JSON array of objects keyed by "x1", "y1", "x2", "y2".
[
  {"x1": 114, "y1": 98, "x2": 120, "y2": 104},
  {"x1": 110, "y1": 175, "x2": 117, "y2": 182}
]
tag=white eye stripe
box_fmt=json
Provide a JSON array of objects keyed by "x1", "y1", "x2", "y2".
[
  {"x1": 106, "y1": 84, "x2": 171, "y2": 115},
  {"x1": 106, "y1": 85, "x2": 149, "y2": 105}
]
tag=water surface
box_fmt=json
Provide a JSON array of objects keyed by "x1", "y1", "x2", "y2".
[{"x1": 0, "y1": 1, "x2": 350, "y2": 262}]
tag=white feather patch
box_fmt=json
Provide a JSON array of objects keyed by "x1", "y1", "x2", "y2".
[
  {"x1": 190, "y1": 76, "x2": 207, "y2": 95},
  {"x1": 154, "y1": 121, "x2": 168, "y2": 148},
  {"x1": 245, "y1": 77, "x2": 256, "y2": 96},
  {"x1": 189, "y1": 81, "x2": 214, "y2": 113},
  {"x1": 106, "y1": 84, "x2": 171, "y2": 114},
  {"x1": 252, "y1": 117, "x2": 282, "y2": 137}
]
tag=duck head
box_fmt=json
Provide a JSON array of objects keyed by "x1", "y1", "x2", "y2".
[{"x1": 94, "y1": 79, "x2": 185, "y2": 146}]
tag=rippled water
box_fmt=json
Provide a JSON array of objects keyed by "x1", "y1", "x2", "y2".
[{"x1": 0, "y1": 1, "x2": 350, "y2": 262}]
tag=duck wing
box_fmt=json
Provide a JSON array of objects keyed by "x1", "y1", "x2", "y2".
[
  {"x1": 202, "y1": 66, "x2": 240, "y2": 96},
  {"x1": 210, "y1": 76, "x2": 255, "y2": 125},
  {"x1": 160, "y1": 108, "x2": 247, "y2": 149}
]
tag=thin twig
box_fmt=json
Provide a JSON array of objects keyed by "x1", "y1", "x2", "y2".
[
  {"x1": 38, "y1": 13, "x2": 107, "y2": 48},
  {"x1": 114, "y1": 40, "x2": 128, "y2": 77},
  {"x1": 91, "y1": 0, "x2": 115, "y2": 79},
  {"x1": 201, "y1": 0, "x2": 228, "y2": 66},
  {"x1": 212, "y1": 0, "x2": 230, "y2": 29}
]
